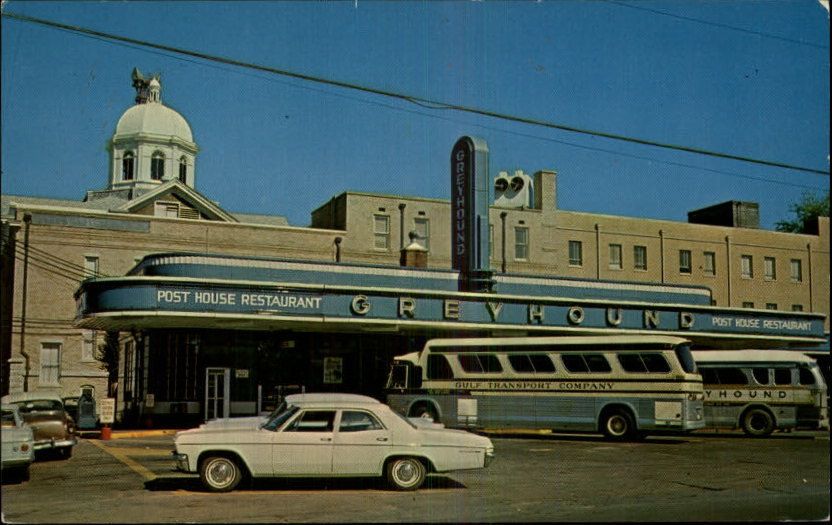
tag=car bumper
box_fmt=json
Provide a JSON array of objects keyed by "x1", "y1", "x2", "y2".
[
  {"x1": 172, "y1": 451, "x2": 191, "y2": 472},
  {"x1": 484, "y1": 449, "x2": 495, "y2": 467},
  {"x1": 1, "y1": 456, "x2": 33, "y2": 470},
  {"x1": 32, "y1": 437, "x2": 77, "y2": 451}
]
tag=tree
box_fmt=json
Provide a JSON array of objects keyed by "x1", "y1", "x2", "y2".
[
  {"x1": 97, "y1": 331, "x2": 120, "y2": 398},
  {"x1": 775, "y1": 191, "x2": 830, "y2": 233}
]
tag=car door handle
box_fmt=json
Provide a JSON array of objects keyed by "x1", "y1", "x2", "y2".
[
  {"x1": 376, "y1": 437, "x2": 389, "y2": 442},
  {"x1": 320, "y1": 437, "x2": 332, "y2": 442}
]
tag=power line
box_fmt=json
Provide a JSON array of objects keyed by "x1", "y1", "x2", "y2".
[
  {"x1": 3, "y1": 11, "x2": 829, "y2": 177},
  {"x1": 604, "y1": 0, "x2": 829, "y2": 50}
]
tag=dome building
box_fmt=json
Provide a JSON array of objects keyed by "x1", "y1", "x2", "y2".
[{"x1": 107, "y1": 69, "x2": 198, "y2": 194}]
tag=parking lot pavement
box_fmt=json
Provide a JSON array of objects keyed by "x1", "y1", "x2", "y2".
[{"x1": 2, "y1": 430, "x2": 829, "y2": 523}]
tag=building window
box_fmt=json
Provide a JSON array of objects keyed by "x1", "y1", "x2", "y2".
[
  {"x1": 178, "y1": 156, "x2": 187, "y2": 183},
  {"x1": 414, "y1": 217, "x2": 430, "y2": 251},
  {"x1": 122, "y1": 151, "x2": 135, "y2": 181},
  {"x1": 151, "y1": 151, "x2": 165, "y2": 180},
  {"x1": 154, "y1": 201, "x2": 180, "y2": 218},
  {"x1": 764, "y1": 257, "x2": 776, "y2": 281},
  {"x1": 742, "y1": 301, "x2": 754, "y2": 308},
  {"x1": 703, "y1": 251, "x2": 716, "y2": 276},
  {"x1": 39, "y1": 343, "x2": 61, "y2": 386},
  {"x1": 790, "y1": 259, "x2": 803, "y2": 282},
  {"x1": 84, "y1": 256, "x2": 99, "y2": 278},
  {"x1": 608, "y1": 244, "x2": 622, "y2": 270},
  {"x1": 792, "y1": 304, "x2": 803, "y2": 312},
  {"x1": 373, "y1": 214, "x2": 390, "y2": 250},
  {"x1": 679, "y1": 250, "x2": 692, "y2": 274},
  {"x1": 633, "y1": 245, "x2": 647, "y2": 271},
  {"x1": 765, "y1": 303, "x2": 778, "y2": 310},
  {"x1": 741, "y1": 255, "x2": 753, "y2": 279},
  {"x1": 568, "y1": 240, "x2": 583, "y2": 267},
  {"x1": 82, "y1": 330, "x2": 96, "y2": 362},
  {"x1": 515, "y1": 227, "x2": 529, "y2": 260}
]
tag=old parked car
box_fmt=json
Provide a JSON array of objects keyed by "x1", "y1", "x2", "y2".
[
  {"x1": 1, "y1": 392, "x2": 77, "y2": 459},
  {"x1": 173, "y1": 394, "x2": 494, "y2": 492},
  {"x1": 1, "y1": 404, "x2": 35, "y2": 481}
]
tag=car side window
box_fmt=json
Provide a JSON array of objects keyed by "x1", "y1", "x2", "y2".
[
  {"x1": 339, "y1": 411, "x2": 384, "y2": 433},
  {"x1": 284, "y1": 410, "x2": 336, "y2": 432}
]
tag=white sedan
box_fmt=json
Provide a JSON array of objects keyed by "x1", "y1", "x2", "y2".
[
  {"x1": 173, "y1": 394, "x2": 494, "y2": 492},
  {"x1": 2, "y1": 404, "x2": 35, "y2": 481}
]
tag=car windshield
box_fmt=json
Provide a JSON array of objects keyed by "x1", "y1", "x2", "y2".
[
  {"x1": 12, "y1": 400, "x2": 63, "y2": 413},
  {"x1": 261, "y1": 404, "x2": 300, "y2": 431}
]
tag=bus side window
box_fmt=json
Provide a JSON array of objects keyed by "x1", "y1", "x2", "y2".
[
  {"x1": 510, "y1": 354, "x2": 556, "y2": 373},
  {"x1": 458, "y1": 354, "x2": 502, "y2": 373},
  {"x1": 427, "y1": 354, "x2": 454, "y2": 380},
  {"x1": 562, "y1": 354, "x2": 589, "y2": 373},
  {"x1": 751, "y1": 367, "x2": 770, "y2": 385},
  {"x1": 585, "y1": 354, "x2": 611, "y2": 373},
  {"x1": 715, "y1": 367, "x2": 749, "y2": 385},
  {"x1": 799, "y1": 367, "x2": 816, "y2": 385},
  {"x1": 700, "y1": 368, "x2": 718, "y2": 384},
  {"x1": 773, "y1": 367, "x2": 792, "y2": 386},
  {"x1": 642, "y1": 353, "x2": 671, "y2": 373},
  {"x1": 618, "y1": 354, "x2": 647, "y2": 373},
  {"x1": 530, "y1": 355, "x2": 555, "y2": 373}
]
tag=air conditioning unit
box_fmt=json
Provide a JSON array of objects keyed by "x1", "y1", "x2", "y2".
[{"x1": 494, "y1": 169, "x2": 533, "y2": 208}]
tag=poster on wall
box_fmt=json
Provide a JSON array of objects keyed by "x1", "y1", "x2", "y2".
[{"x1": 323, "y1": 357, "x2": 343, "y2": 384}]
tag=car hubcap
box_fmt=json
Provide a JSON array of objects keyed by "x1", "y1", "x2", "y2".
[
  {"x1": 395, "y1": 462, "x2": 417, "y2": 484},
  {"x1": 207, "y1": 460, "x2": 234, "y2": 487}
]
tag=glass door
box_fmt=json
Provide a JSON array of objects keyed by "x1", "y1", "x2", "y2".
[{"x1": 204, "y1": 368, "x2": 230, "y2": 420}]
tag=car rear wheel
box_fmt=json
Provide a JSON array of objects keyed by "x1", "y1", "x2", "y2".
[
  {"x1": 200, "y1": 456, "x2": 242, "y2": 492},
  {"x1": 386, "y1": 457, "x2": 426, "y2": 491}
]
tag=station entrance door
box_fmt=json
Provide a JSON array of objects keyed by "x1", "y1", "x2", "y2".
[{"x1": 204, "y1": 368, "x2": 230, "y2": 420}]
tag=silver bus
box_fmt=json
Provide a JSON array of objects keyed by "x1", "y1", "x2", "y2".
[
  {"x1": 692, "y1": 350, "x2": 829, "y2": 437},
  {"x1": 385, "y1": 335, "x2": 705, "y2": 440}
]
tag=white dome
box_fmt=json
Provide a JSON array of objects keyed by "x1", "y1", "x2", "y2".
[{"x1": 115, "y1": 102, "x2": 193, "y2": 142}]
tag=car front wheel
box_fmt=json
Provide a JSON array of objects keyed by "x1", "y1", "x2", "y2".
[
  {"x1": 200, "y1": 456, "x2": 242, "y2": 492},
  {"x1": 386, "y1": 457, "x2": 426, "y2": 491}
]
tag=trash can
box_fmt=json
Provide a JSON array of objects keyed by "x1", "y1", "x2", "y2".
[{"x1": 77, "y1": 392, "x2": 97, "y2": 430}]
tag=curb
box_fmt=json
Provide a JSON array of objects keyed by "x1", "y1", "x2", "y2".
[{"x1": 93, "y1": 429, "x2": 178, "y2": 439}]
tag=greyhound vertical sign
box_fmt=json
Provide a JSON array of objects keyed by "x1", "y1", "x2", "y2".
[{"x1": 451, "y1": 136, "x2": 492, "y2": 291}]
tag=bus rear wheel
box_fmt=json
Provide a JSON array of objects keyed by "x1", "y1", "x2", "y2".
[
  {"x1": 741, "y1": 408, "x2": 774, "y2": 437},
  {"x1": 601, "y1": 409, "x2": 636, "y2": 440}
]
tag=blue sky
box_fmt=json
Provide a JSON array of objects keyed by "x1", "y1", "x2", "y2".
[{"x1": 1, "y1": 1, "x2": 828, "y2": 229}]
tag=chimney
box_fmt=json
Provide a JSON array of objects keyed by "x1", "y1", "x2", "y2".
[
  {"x1": 533, "y1": 170, "x2": 557, "y2": 211},
  {"x1": 400, "y1": 231, "x2": 428, "y2": 268}
]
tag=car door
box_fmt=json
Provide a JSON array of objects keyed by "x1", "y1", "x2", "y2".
[
  {"x1": 271, "y1": 409, "x2": 335, "y2": 475},
  {"x1": 332, "y1": 409, "x2": 391, "y2": 475}
]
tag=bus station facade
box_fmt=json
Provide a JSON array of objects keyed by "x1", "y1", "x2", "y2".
[{"x1": 2, "y1": 72, "x2": 829, "y2": 427}]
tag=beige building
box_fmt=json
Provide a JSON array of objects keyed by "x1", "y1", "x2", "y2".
[{"x1": 1, "y1": 72, "x2": 828, "y2": 414}]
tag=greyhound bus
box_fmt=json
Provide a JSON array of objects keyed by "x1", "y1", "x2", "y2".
[
  {"x1": 692, "y1": 350, "x2": 829, "y2": 437},
  {"x1": 385, "y1": 335, "x2": 705, "y2": 440}
]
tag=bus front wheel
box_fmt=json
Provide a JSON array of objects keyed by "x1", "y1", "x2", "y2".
[
  {"x1": 601, "y1": 409, "x2": 636, "y2": 440},
  {"x1": 411, "y1": 403, "x2": 439, "y2": 423},
  {"x1": 741, "y1": 408, "x2": 775, "y2": 437}
]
